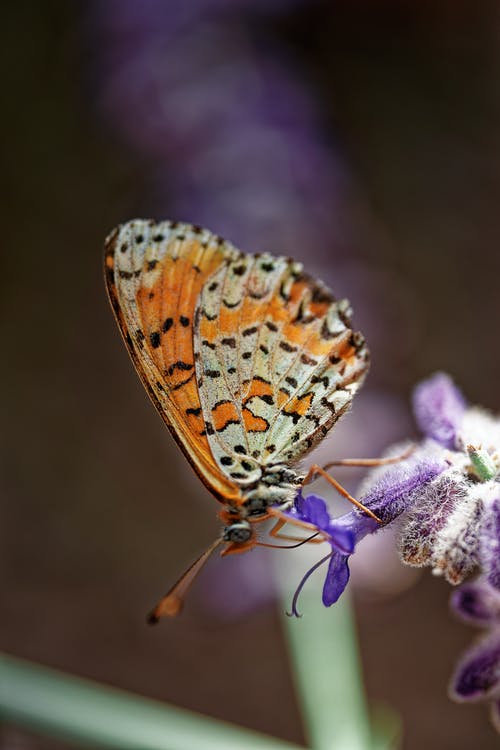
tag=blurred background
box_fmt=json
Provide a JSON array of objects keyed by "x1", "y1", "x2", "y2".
[{"x1": 3, "y1": 1, "x2": 500, "y2": 748}]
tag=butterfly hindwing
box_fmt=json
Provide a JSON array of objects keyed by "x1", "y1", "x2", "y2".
[
  {"x1": 194, "y1": 253, "x2": 369, "y2": 473},
  {"x1": 194, "y1": 254, "x2": 290, "y2": 483}
]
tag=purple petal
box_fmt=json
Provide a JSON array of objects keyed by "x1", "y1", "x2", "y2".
[
  {"x1": 328, "y1": 525, "x2": 356, "y2": 555},
  {"x1": 480, "y1": 498, "x2": 500, "y2": 590},
  {"x1": 451, "y1": 581, "x2": 500, "y2": 626},
  {"x1": 322, "y1": 553, "x2": 350, "y2": 607},
  {"x1": 412, "y1": 372, "x2": 466, "y2": 448},
  {"x1": 450, "y1": 629, "x2": 500, "y2": 702},
  {"x1": 328, "y1": 511, "x2": 378, "y2": 549},
  {"x1": 296, "y1": 493, "x2": 330, "y2": 531},
  {"x1": 291, "y1": 493, "x2": 356, "y2": 552},
  {"x1": 360, "y1": 454, "x2": 447, "y2": 524}
]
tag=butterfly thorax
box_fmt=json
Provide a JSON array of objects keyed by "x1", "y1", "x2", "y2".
[{"x1": 221, "y1": 463, "x2": 304, "y2": 544}]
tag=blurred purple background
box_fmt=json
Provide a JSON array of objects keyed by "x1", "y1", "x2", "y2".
[{"x1": 3, "y1": 2, "x2": 500, "y2": 748}]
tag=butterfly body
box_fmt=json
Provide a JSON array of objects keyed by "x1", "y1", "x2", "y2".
[{"x1": 104, "y1": 219, "x2": 369, "y2": 552}]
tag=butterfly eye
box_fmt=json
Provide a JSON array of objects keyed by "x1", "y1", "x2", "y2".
[{"x1": 223, "y1": 521, "x2": 252, "y2": 543}]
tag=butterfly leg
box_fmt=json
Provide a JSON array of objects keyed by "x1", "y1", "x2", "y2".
[
  {"x1": 321, "y1": 443, "x2": 415, "y2": 471},
  {"x1": 268, "y1": 517, "x2": 324, "y2": 544},
  {"x1": 267, "y1": 507, "x2": 330, "y2": 540},
  {"x1": 302, "y1": 465, "x2": 383, "y2": 523}
]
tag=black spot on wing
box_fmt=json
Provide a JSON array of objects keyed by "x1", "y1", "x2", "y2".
[
  {"x1": 260, "y1": 395, "x2": 274, "y2": 405},
  {"x1": 202, "y1": 310, "x2": 217, "y2": 321},
  {"x1": 281, "y1": 410, "x2": 301, "y2": 425},
  {"x1": 280, "y1": 341, "x2": 298, "y2": 353},
  {"x1": 321, "y1": 396, "x2": 336, "y2": 415},
  {"x1": 119, "y1": 269, "x2": 141, "y2": 279},
  {"x1": 172, "y1": 372, "x2": 195, "y2": 391},
  {"x1": 311, "y1": 374, "x2": 329, "y2": 388},
  {"x1": 162, "y1": 317, "x2": 173, "y2": 333},
  {"x1": 321, "y1": 320, "x2": 344, "y2": 341},
  {"x1": 253, "y1": 375, "x2": 271, "y2": 385},
  {"x1": 217, "y1": 419, "x2": 242, "y2": 433},
  {"x1": 203, "y1": 421, "x2": 215, "y2": 436},
  {"x1": 301, "y1": 353, "x2": 318, "y2": 366},
  {"x1": 168, "y1": 361, "x2": 194, "y2": 375},
  {"x1": 261, "y1": 262, "x2": 275, "y2": 272},
  {"x1": 249, "y1": 290, "x2": 266, "y2": 300},
  {"x1": 243, "y1": 326, "x2": 258, "y2": 336},
  {"x1": 311, "y1": 286, "x2": 333, "y2": 304}
]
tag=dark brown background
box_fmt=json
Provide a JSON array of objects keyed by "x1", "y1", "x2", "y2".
[{"x1": 2, "y1": 2, "x2": 500, "y2": 748}]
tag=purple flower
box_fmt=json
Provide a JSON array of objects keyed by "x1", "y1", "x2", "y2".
[
  {"x1": 481, "y1": 497, "x2": 500, "y2": 590},
  {"x1": 285, "y1": 372, "x2": 500, "y2": 616},
  {"x1": 449, "y1": 579, "x2": 500, "y2": 733},
  {"x1": 451, "y1": 580, "x2": 500, "y2": 627},
  {"x1": 285, "y1": 447, "x2": 446, "y2": 615},
  {"x1": 451, "y1": 630, "x2": 500, "y2": 701},
  {"x1": 398, "y1": 376, "x2": 500, "y2": 586},
  {"x1": 412, "y1": 372, "x2": 466, "y2": 449}
]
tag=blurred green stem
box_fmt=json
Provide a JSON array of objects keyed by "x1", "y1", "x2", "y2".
[
  {"x1": 0, "y1": 653, "x2": 302, "y2": 750},
  {"x1": 282, "y1": 592, "x2": 372, "y2": 750},
  {"x1": 0, "y1": 581, "x2": 399, "y2": 750}
]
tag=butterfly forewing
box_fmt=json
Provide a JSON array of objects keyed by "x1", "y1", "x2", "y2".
[{"x1": 104, "y1": 219, "x2": 242, "y2": 501}]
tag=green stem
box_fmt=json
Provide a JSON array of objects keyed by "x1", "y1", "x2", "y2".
[
  {"x1": 281, "y1": 589, "x2": 372, "y2": 750},
  {"x1": 0, "y1": 653, "x2": 303, "y2": 750}
]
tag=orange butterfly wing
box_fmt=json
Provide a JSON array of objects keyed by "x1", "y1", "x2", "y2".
[{"x1": 104, "y1": 219, "x2": 242, "y2": 503}]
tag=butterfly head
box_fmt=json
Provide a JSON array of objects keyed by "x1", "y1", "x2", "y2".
[
  {"x1": 222, "y1": 520, "x2": 253, "y2": 543},
  {"x1": 219, "y1": 465, "x2": 302, "y2": 546}
]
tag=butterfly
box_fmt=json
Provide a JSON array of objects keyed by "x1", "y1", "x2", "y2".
[{"x1": 104, "y1": 219, "x2": 374, "y2": 620}]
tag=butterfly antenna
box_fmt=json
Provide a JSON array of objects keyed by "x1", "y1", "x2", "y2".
[{"x1": 147, "y1": 537, "x2": 223, "y2": 623}]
